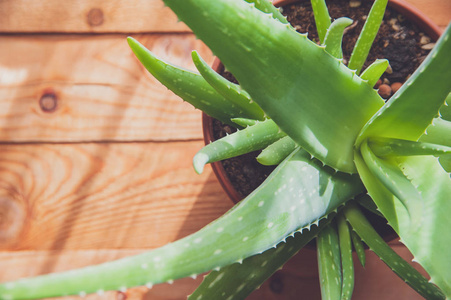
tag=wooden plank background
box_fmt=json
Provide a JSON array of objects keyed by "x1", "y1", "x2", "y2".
[
  {"x1": 0, "y1": 0, "x2": 190, "y2": 33},
  {"x1": 0, "y1": 0, "x2": 449, "y2": 299},
  {"x1": 0, "y1": 0, "x2": 449, "y2": 33},
  {"x1": 0, "y1": 34, "x2": 211, "y2": 142}
]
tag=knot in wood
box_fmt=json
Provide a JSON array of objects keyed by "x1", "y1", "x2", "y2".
[
  {"x1": 0, "y1": 196, "x2": 26, "y2": 246},
  {"x1": 39, "y1": 92, "x2": 58, "y2": 113},
  {"x1": 87, "y1": 8, "x2": 104, "y2": 27}
]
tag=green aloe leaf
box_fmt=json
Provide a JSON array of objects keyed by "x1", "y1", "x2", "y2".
[
  {"x1": 257, "y1": 136, "x2": 298, "y2": 166},
  {"x1": 317, "y1": 224, "x2": 342, "y2": 300},
  {"x1": 244, "y1": 0, "x2": 288, "y2": 24},
  {"x1": 189, "y1": 217, "x2": 332, "y2": 300},
  {"x1": 361, "y1": 141, "x2": 423, "y2": 226},
  {"x1": 421, "y1": 118, "x2": 451, "y2": 148},
  {"x1": 323, "y1": 17, "x2": 353, "y2": 59},
  {"x1": 438, "y1": 155, "x2": 451, "y2": 172},
  {"x1": 439, "y1": 93, "x2": 451, "y2": 121},
  {"x1": 193, "y1": 119, "x2": 286, "y2": 174},
  {"x1": 311, "y1": 0, "x2": 331, "y2": 44},
  {"x1": 337, "y1": 214, "x2": 354, "y2": 300},
  {"x1": 357, "y1": 24, "x2": 451, "y2": 146},
  {"x1": 356, "y1": 194, "x2": 383, "y2": 218},
  {"x1": 354, "y1": 148, "x2": 400, "y2": 229},
  {"x1": 344, "y1": 204, "x2": 445, "y2": 300},
  {"x1": 231, "y1": 117, "x2": 259, "y2": 127},
  {"x1": 368, "y1": 137, "x2": 451, "y2": 157},
  {"x1": 355, "y1": 145, "x2": 451, "y2": 297},
  {"x1": 350, "y1": 231, "x2": 366, "y2": 268},
  {"x1": 0, "y1": 149, "x2": 364, "y2": 299},
  {"x1": 163, "y1": 0, "x2": 384, "y2": 173},
  {"x1": 396, "y1": 156, "x2": 451, "y2": 296},
  {"x1": 191, "y1": 51, "x2": 266, "y2": 121},
  {"x1": 348, "y1": 0, "x2": 388, "y2": 74},
  {"x1": 127, "y1": 37, "x2": 254, "y2": 126},
  {"x1": 360, "y1": 59, "x2": 389, "y2": 88}
]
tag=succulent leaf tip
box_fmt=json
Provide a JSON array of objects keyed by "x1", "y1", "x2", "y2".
[{"x1": 193, "y1": 152, "x2": 209, "y2": 174}]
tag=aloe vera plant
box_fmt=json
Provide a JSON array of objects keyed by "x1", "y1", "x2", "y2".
[{"x1": 1, "y1": 0, "x2": 450, "y2": 299}]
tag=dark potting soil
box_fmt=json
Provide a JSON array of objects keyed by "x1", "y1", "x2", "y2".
[
  {"x1": 212, "y1": 0, "x2": 433, "y2": 199},
  {"x1": 284, "y1": 0, "x2": 434, "y2": 85}
]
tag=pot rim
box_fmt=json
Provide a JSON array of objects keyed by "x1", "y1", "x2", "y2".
[{"x1": 202, "y1": 0, "x2": 443, "y2": 204}]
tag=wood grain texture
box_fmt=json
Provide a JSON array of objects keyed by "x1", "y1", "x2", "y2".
[
  {"x1": 0, "y1": 34, "x2": 213, "y2": 142},
  {"x1": 0, "y1": 0, "x2": 190, "y2": 33},
  {"x1": 0, "y1": 0, "x2": 449, "y2": 33},
  {"x1": 0, "y1": 141, "x2": 231, "y2": 251}
]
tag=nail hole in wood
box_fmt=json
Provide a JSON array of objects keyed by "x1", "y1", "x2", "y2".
[
  {"x1": 87, "y1": 8, "x2": 104, "y2": 27},
  {"x1": 39, "y1": 92, "x2": 58, "y2": 113}
]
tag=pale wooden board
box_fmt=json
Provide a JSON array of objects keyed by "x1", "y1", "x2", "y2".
[
  {"x1": 0, "y1": 141, "x2": 231, "y2": 251},
  {"x1": 0, "y1": 0, "x2": 190, "y2": 33},
  {"x1": 0, "y1": 0, "x2": 448, "y2": 33},
  {"x1": 0, "y1": 34, "x2": 213, "y2": 142}
]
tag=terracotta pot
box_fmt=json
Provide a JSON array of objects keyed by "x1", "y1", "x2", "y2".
[{"x1": 202, "y1": 0, "x2": 442, "y2": 205}]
